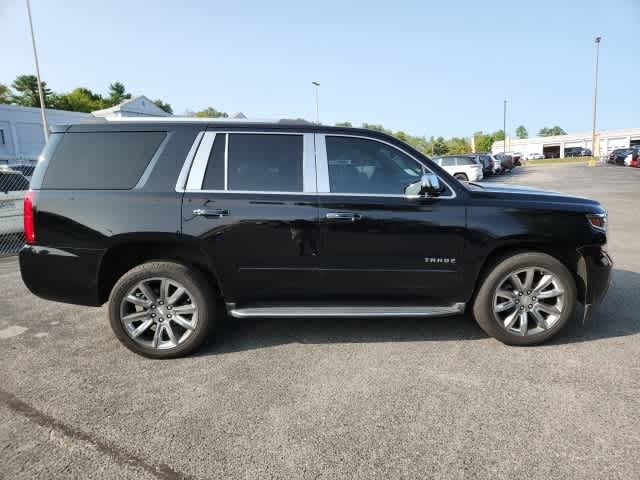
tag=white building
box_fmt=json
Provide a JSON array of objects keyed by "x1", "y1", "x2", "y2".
[
  {"x1": 1, "y1": 96, "x2": 172, "y2": 166},
  {"x1": 91, "y1": 96, "x2": 171, "y2": 118},
  {"x1": 0, "y1": 104, "x2": 90, "y2": 165},
  {"x1": 492, "y1": 127, "x2": 640, "y2": 158}
]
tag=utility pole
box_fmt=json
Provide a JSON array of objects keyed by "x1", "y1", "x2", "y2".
[
  {"x1": 312, "y1": 81, "x2": 320, "y2": 124},
  {"x1": 26, "y1": 0, "x2": 49, "y2": 141},
  {"x1": 592, "y1": 36, "x2": 602, "y2": 161},
  {"x1": 503, "y1": 100, "x2": 507, "y2": 153}
]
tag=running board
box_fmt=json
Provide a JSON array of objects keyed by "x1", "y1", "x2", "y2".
[{"x1": 226, "y1": 302, "x2": 466, "y2": 319}]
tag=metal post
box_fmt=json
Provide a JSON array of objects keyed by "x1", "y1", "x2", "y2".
[
  {"x1": 592, "y1": 36, "x2": 601, "y2": 162},
  {"x1": 503, "y1": 100, "x2": 507, "y2": 153},
  {"x1": 26, "y1": 0, "x2": 49, "y2": 141},
  {"x1": 312, "y1": 81, "x2": 320, "y2": 124}
]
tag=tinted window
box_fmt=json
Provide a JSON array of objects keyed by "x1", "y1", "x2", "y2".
[
  {"x1": 326, "y1": 136, "x2": 422, "y2": 195},
  {"x1": 202, "y1": 134, "x2": 226, "y2": 190},
  {"x1": 226, "y1": 134, "x2": 302, "y2": 192},
  {"x1": 42, "y1": 131, "x2": 165, "y2": 189},
  {"x1": 440, "y1": 157, "x2": 456, "y2": 167},
  {"x1": 0, "y1": 173, "x2": 29, "y2": 192},
  {"x1": 457, "y1": 156, "x2": 476, "y2": 166}
]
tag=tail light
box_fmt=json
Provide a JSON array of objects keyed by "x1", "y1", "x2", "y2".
[{"x1": 24, "y1": 191, "x2": 35, "y2": 244}]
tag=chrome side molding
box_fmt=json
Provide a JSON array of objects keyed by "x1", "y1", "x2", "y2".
[{"x1": 226, "y1": 302, "x2": 466, "y2": 319}]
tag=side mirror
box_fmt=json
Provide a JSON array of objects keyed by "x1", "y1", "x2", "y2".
[{"x1": 420, "y1": 172, "x2": 442, "y2": 197}]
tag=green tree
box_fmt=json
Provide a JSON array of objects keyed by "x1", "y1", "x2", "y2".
[
  {"x1": 193, "y1": 107, "x2": 228, "y2": 118},
  {"x1": 10, "y1": 74, "x2": 53, "y2": 107},
  {"x1": 515, "y1": 125, "x2": 528, "y2": 139},
  {"x1": 493, "y1": 129, "x2": 505, "y2": 141},
  {"x1": 0, "y1": 83, "x2": 11, "y2": 104},
  {"x1": 473, "y1": 131, "x2": 493, "y2": 153},
  {"x1": 445, "y1": 136, "x2": 472, "y2": 154},
  {"x1": 361, "y1": 123, "x2": 392, "y2": 134},
  {"x1": 335, "y1": 121, "x2": 352, "y2": 127},
  {"x1": 153, "y1": 99, "x2": 173, "y2": 114},
  {"x1": 107, "y1": 82, "x2": 131, "y2": 106},
  {"x1": 538, "y1": 126, "x2": 566, "y2": 137},
  {"x1": 51, "y1": 87, "x2": 107, "y2": 113},
  {"x1": 431, "y1": 136, "x2": 449, "y2": 156}
]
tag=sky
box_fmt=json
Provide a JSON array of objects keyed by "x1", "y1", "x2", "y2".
[{"x1": 1, "y1": 0, "x2": 639, "y2": 138}]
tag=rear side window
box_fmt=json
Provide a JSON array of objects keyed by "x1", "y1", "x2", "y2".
[
  {"x1": 457, "y1": 157, "x2": 476, "y2": 166},
  {"x1": 227, "y1": 134, "x2": 303, "y2": 192},
  {"x1": 42, "y1": 131, "x2": 165, "y2": 189},
  {"x1": 440, "y1": 157, "x2": 456, "y2": 167}
]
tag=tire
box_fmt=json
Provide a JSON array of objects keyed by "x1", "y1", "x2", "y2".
[
  {"x1": 108, "y1": 261, "x2": 215, "y2": 358},
  {"x1": 454, "y1": 173, "x2": 468, "y2": 181},
  {"x1": 472, "y1": 252, "x2": 577, "y2": 346}
]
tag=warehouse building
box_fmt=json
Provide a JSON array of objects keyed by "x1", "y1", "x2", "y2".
[
  {"x1": 0, "y1": 96, "x2": 170, "y2": 166},
  {"x1": 492, "y1": 127, "x2": 640, "y2": 158},
  {"x1": 0, "y1": 104, "x2": 90, "y2": 165}
]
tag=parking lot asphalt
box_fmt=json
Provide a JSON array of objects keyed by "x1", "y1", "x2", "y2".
[{"x1": 1, "y1": 163, "x2": 639, "y2": 480}]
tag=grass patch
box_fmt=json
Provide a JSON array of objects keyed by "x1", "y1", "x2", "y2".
[{"x1": 527, "y1": 156, "x2": 596, "y2": 165}]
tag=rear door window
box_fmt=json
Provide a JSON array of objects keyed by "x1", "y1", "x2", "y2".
[
  {"x1": 42, "y1": 131, "x2": 165, "y2": 189},
  {"x1": 227, "y1": 134, "x2": 303, "y2": 192}
]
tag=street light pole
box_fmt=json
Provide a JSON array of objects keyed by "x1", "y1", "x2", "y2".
[
  {"x1": 312, "y1": 81, "x2": 320, "y2": 124},
  {"x1": 503, "y1": 100, "x2": 507, "y2": 153},
  {"x1": 592, "y1": 36, "x2": 602, "y2": 161},
  {"x1": 26, "y1": 0, "x2": 49, "y2": 142}
]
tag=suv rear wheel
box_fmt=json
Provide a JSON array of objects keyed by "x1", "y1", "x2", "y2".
[
  {"x1": 108, "y1": 261, "x2": 214, "y2": 358},
  {"x1": 454, "y1": 173, "x2": 468, "y2": 181},
  {"x1": 472, "y1": 252, "x2": 577, "y2": 345}
]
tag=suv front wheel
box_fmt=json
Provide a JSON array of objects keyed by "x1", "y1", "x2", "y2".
[
  {"x1": 472, "y1": 252, "x2": 577, "y2": 345},
  {"x1": 108, "y1": 261, "x2": 214, "y2": 358}
]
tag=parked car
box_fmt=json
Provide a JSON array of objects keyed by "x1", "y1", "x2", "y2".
[
  {"x1": 527, "y1": 153, "x2": 545, "y2": 160},
  {"x1": 431, "y1": 155, "x2": 484, "y2": 181},
  {"x1": 623, "y1": 149, "x2": 639, "y2": 167},
  {"x1": 0, "y1": 167, "x2": 30, "y2": 235},
  {"x1": 494, "y1": 153, "x2": 514, "y2": 172},
  {"x1": 488, "y1": 154, "x2": 505, "y2": 172},
  {"x1": 10, "y1": 164, "x2": 36, "y2": 180},
  {"x1": 469, "y1": 154, "x2": 500, "y2": 176},
  {"x1": 20, "y1": 120, "x2": 612, "y2": 358},
  {"x1": 608, "y1": 148, "x2": 634, "y2": 165},
  {"x1": 565, "y1": 147, "x2": 592, "y2": 158},
  {"x1": 510, "y1": 153, "x2": 523, "y2": 166}
]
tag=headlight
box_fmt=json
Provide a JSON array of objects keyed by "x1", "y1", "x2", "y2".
[{"x1": 586, "y1": 212, "x2": 608, "y2": 232}]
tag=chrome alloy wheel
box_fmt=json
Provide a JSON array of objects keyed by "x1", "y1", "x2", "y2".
[
  {"x1": 492, "y1": 267, "x2": 566, "y2": 336},
  {"x1": 119, "y1": 277, "x2": 198, "y2": 350}
]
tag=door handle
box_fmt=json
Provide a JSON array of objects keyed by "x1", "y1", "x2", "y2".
[
  {"x1": 325, "y1": 212, "x2": 363, "y2": 222},
  {"x1": 193, "y1": 208, "x2": 229, "y2": 218}
]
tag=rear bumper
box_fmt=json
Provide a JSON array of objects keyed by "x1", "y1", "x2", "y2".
[
  {"x1": 19, "y1": 245, "x2": 104, "y2": 306},
  {"x1": 576, "y1": 245, "x2": 613, "y2": 306}
]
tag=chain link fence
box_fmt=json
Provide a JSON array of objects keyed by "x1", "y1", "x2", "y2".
[{"x1": 0, "y1": 166, "x2": 31, "y2": 257}]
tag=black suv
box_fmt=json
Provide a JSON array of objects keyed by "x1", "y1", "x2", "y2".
[
  {"x1": 608, "y1": 147, "x2": 637, "y2": 165},
  {"x1": 20, "y1": 120, "x2": 612, "y2": 358}
]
